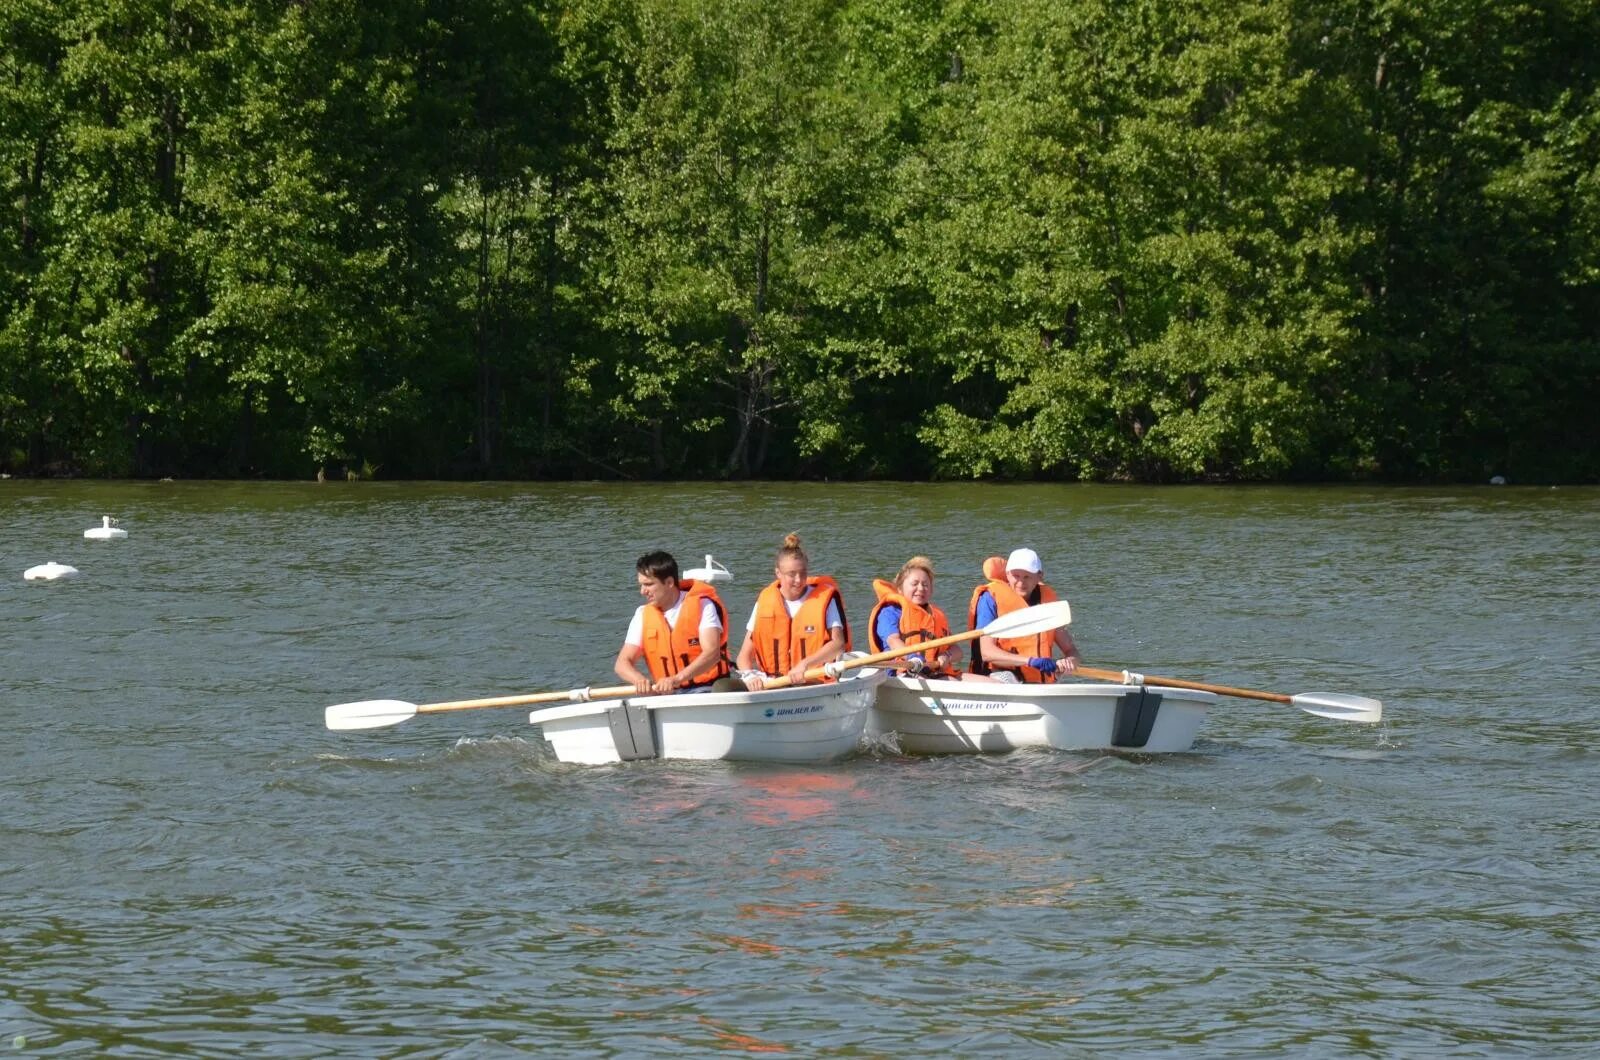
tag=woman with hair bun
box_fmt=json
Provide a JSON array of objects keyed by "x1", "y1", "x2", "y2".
[{"x1": 735, "y1": 533, "x2": 850, "y2": 690}]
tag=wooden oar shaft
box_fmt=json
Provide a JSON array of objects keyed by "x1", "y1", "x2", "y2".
[
  {"x1": 755, "y1": 626, "x2": 988, "y2": 691},
  {"x1": 1074, "y1": 665, "x2": 1292, "y2": 704},
  {"x1": 398, "y1": 603, "x2": 1068, "y2": 711},
  {"x1": 417, "y1": 684, "x2": 638, "y2": 714},
  {"x1": 763, "y1": 601, "x2": 1070, "y2": 687},
  {"x1": 837, "y1": 626, "x2": 984, "y2": 673},
  {"x1": 411, "y1": 632, "x2": 992, "y2": 709}
]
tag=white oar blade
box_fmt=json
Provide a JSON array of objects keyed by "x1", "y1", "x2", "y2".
[
  {"x1": 1290, "y1": 692, "x2": 1383, "y2": 724},
  {"x1": 982, "y1": 599, "x2": 1072, "y2": 639},
  {"x1": 325, "y1": 699, "x2": 419, "y2": 731}
]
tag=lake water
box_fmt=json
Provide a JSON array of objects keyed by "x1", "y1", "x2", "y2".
[{"x1": 3, "y1": 481, "x2": 1597, "y2": 1055}]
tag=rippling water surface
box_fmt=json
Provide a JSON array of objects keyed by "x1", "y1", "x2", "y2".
[{"x1": 3, "y1": 481, "x2": 1597, "y2": 1055}]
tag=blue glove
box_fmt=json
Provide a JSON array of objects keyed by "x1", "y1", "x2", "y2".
[{"x1": 1028, "y1": 656, "x2": 1058, "y2": 675}]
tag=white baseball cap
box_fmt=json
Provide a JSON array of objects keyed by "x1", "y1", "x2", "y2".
[{"x1": 1005, "y1": 547, "x2": 1042, "y2": 574}]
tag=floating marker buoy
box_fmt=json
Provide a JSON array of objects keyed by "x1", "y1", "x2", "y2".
[
  {"x1": 24, "y1": 562, "x2": 80, "y2": 581},
  {"x1": 684, "y1": 554, "x2": 733, "y2": 583},
  {"x1": 84, "y1": 515, "x2": 128, "y2": 540}
]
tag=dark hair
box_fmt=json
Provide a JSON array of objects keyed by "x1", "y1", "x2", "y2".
[{"x1": 635, "y1": 550, "x2": 680, "y2": 584}]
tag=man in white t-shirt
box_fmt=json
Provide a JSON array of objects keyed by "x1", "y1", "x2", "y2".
[{"x1": 613, "y1": 551, "x2": 728, "y2": 694}]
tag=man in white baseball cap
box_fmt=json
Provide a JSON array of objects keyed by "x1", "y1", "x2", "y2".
[
  {"x1": 968, "y1": 547, "x2": 1079, "y2": 682},
  {"x1": 1005, "y1": 547, "x2": 1042, "y2": 574}
]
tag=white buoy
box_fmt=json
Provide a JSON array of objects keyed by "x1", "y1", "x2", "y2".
[
  {"x1": 684, "y1": 554, "x2": 733, "y2": 583},
  {"x1": 1489, "y1": 475, "x2": 1507, "y2": 485},
  {"x1": 24, "y1": 562, "x2": 80, "y2": 581},
  {"x1": 84, "y1": 515, "x2": 128, "y2": 540}
]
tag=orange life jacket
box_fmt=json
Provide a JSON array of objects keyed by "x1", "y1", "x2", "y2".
[
  {"x1": 751, "y1": 576, "x2": 850, "y2": 678},
  {"x1": 867, "y1": 578, "x2": 954, "y2": 675},
  {"x1": 966, "y1": 576, "x2": 1060, "y2": 683},
  {"x1": 639, "y1": 579, "x2": 730, "y2": 688}
]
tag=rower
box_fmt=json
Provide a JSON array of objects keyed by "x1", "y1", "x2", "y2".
[
  {"x1": 967, "y1": 548, "x2": 1080, "y2": 682},
  {"x1": 613, "y1": 550, "x2": 731, "y2": 694}
]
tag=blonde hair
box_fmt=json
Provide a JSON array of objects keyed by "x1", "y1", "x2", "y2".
[
  {"x1": 776, "y1": 531, "x2": 808, "y2": 567},
  {"x1": 895, "y1": 555, "x2": 935, "y2": 589}
]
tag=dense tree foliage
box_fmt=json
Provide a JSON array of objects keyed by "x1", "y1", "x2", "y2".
[{"x1": 2, "y1": 0, "x2": 1595, "y2": 481}]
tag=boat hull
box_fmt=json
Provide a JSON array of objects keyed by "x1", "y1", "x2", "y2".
[
  {"x1": 529, "y1": 669, "x2": 885, "y2": 765},
  {"x1": 870, "y1": 675, "x2": 1214, "y2": 754}
]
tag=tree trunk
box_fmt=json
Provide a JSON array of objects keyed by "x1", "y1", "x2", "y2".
[
  {"x1": 724, "y1": 218, "x2": 772, "y2": 476},
  {"x1": 475, "y1": 189, "x2": 497, "y2": 471}
]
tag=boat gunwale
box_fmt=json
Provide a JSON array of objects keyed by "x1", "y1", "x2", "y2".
[
  {"x1": 872, "y1": 673, "x2": 1217, "y2": 707},
  {"x1": 529, "y1": 668, "x2": 885, "y2": 726}
]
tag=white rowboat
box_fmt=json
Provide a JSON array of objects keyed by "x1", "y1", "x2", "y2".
[
  {"x1": 870, "y1": 674, "x2": 1215, "y2": 755},
  {"x1": 528, "y1": 667, "x2": 886, "y2": 765},
  {"x1": 325, "y1": 596, "x2": 1377, "y2": 758}
]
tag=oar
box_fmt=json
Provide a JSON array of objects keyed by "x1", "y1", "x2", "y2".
[
  {"x1": 326, "y1": 684, "x2": 642, "y2": 731},
  {"x1": 742, "y1": 598, "x2": 1075, "y2": 691},
  {"x1": 324, "y1": 600, "x2": 1075, "y2": 731},
  {"x1": 1071, "y1": 664, "x2": 1383, "y2": 723}
]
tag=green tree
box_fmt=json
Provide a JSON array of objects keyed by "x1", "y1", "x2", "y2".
[
  {"x1": 584, "y1": 0, "x2": 954, "y2": 478},
  {"x1": 1, "y1": 0, "x2": 227, "y2": 475},
  {"x1": 915, "y1": 0, "x2": 1365, "y2": 481},
  {"x1": 0, "y1": 0, "x2": 71, "y2": 470},
  {"x1": 1316, "y1": 0, "x2": 1600, "y2": 481},
  {"x1": 436, "y1": 0, "x2": 607, "y2": 476}
]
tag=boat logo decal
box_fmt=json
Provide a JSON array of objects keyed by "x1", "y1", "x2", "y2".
[{"x1": 764, "y1": 704, "x2": 824, "y2": 718}]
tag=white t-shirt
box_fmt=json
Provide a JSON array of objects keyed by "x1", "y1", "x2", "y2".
[
  {"x1": 744, "y1": 585, "x2": 845, "y2": 633},
  {"x1": 625, "y1": 591, "x2": 723, "y2": 647}
]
